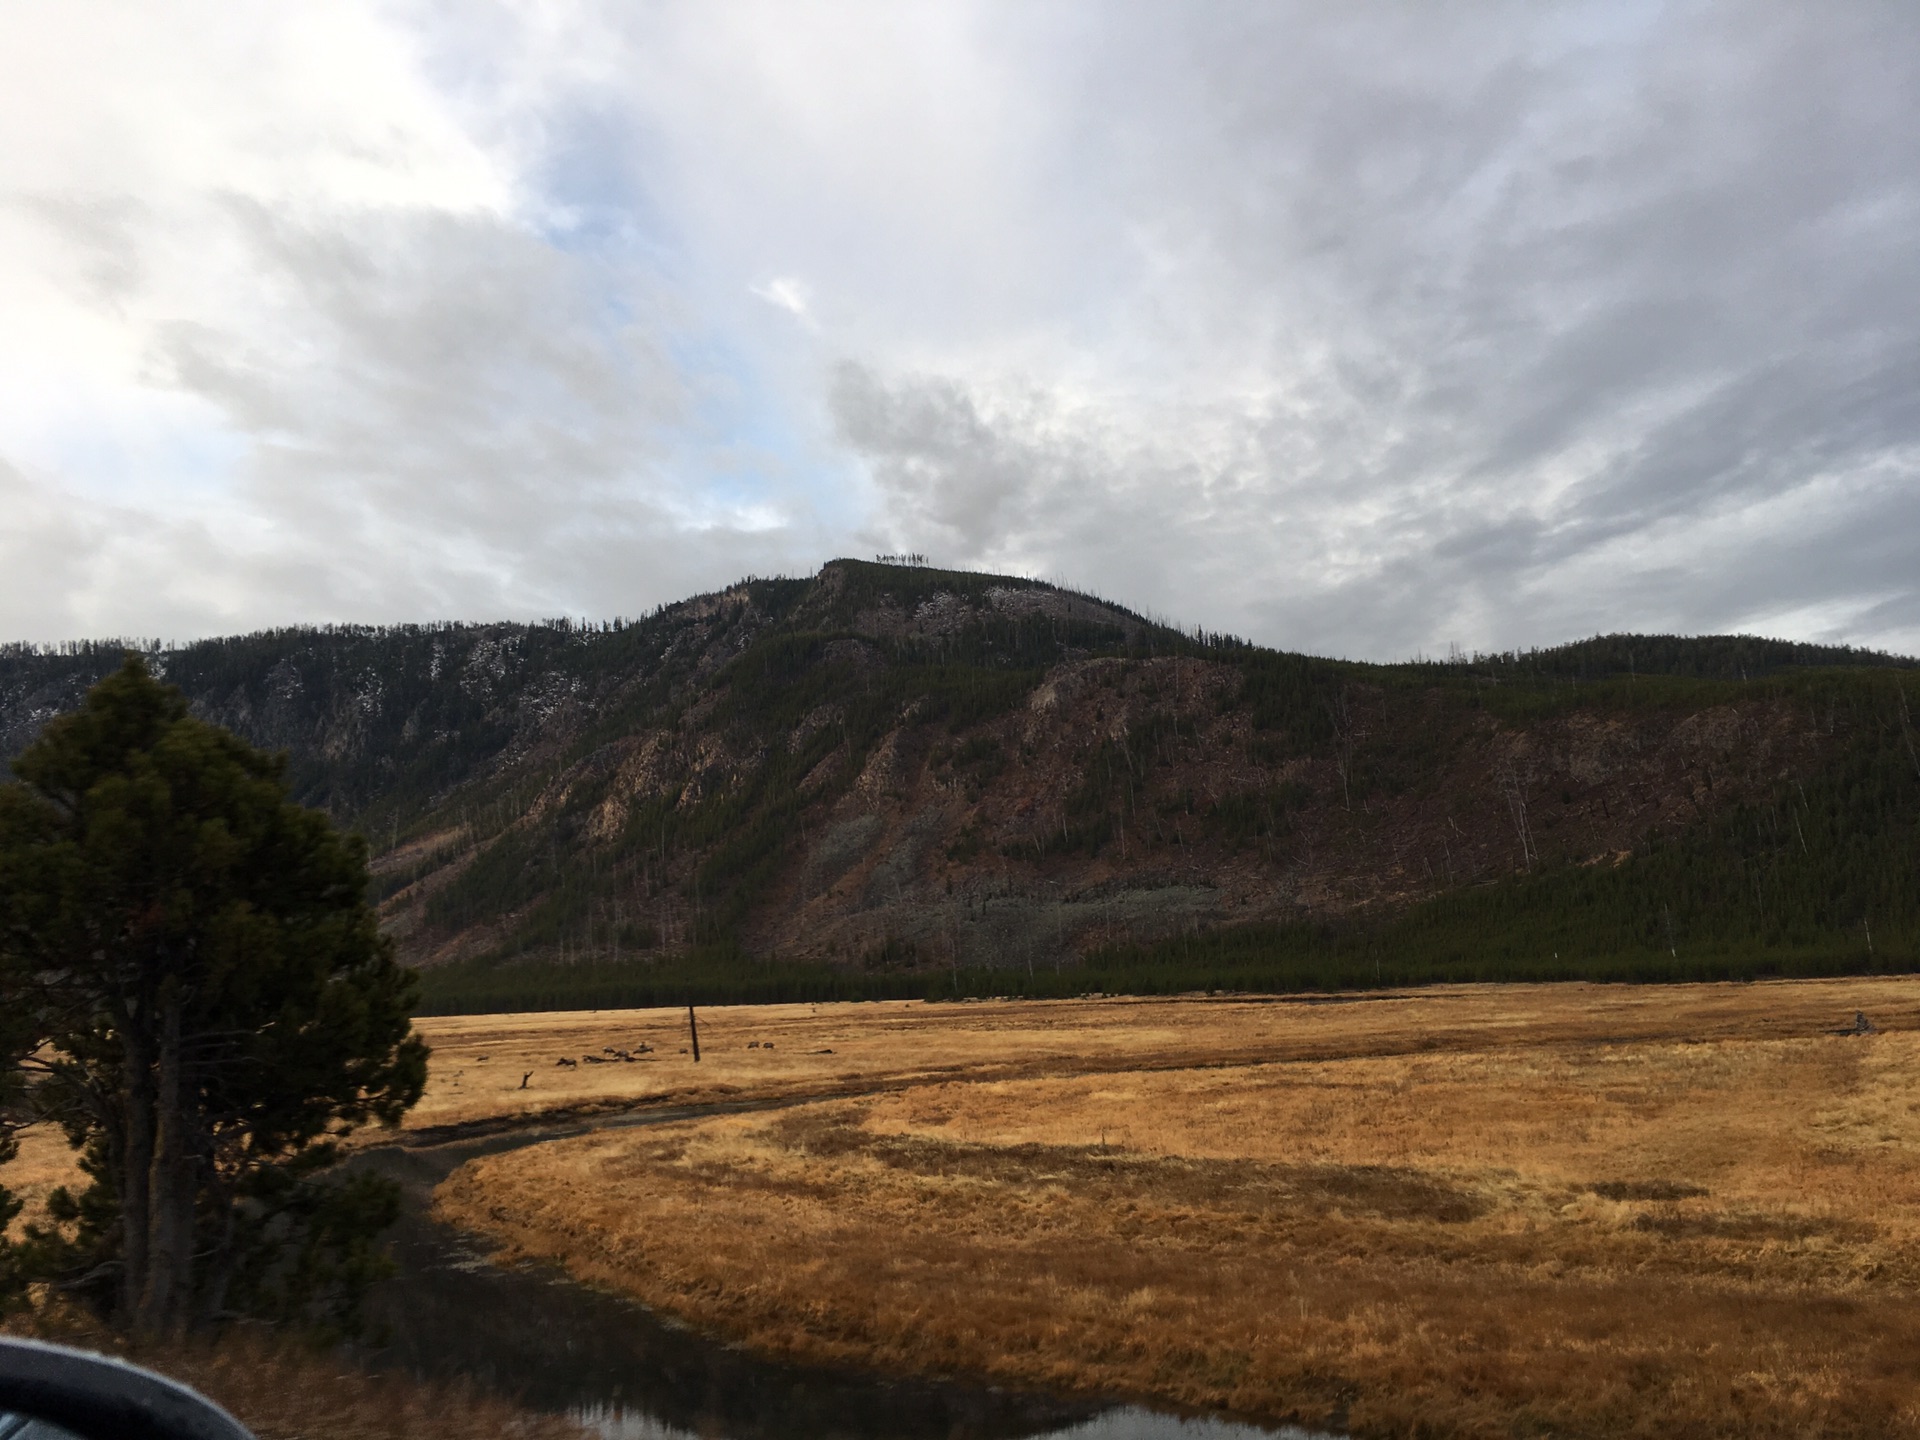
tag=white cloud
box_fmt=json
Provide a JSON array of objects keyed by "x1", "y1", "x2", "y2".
[
  {"x1": 752, "y1": 277, "x2": 814, "y2": 323},
  {"x1": 0, "y1": 0, "x2": 824, "y2": 641},
  {"x1": 2, "y1": 0, "x2": 1918, "y2": 657}
]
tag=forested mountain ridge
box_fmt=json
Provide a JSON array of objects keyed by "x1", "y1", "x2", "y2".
[{"x1": 4, "y1": 559, "x2": 1916, "y2": 1009}]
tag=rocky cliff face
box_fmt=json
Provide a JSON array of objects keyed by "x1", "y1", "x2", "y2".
[
  {"x1": 0, "y1": 583, "x2": 802, "y2": 829},
  {"x1": 3, "y1": 560, "x2": 1912, "y2": 983}
]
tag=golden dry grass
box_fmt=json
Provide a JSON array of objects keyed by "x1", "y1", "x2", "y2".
[
  {"x1": 4, "y1": 1123, "x2": 85, "y2": 1226},
  {"x1": 433, "y1": 977, "x2": 1920, "y2": 1439},
  {"x1": 404, "y1": 975, "x2": 1919, "y2": 1127}
]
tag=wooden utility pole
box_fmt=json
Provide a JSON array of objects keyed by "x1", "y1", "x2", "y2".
[{"x1": 688, "y1": 1004, "x2": 701, "y2": 1062}]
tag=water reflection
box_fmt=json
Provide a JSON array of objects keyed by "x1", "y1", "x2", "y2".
[
  {"x1": 576, "y1": 1404, "x2": 1332, "y2": 1440},
  {"x1": 1045, "y1": 1413, "x2": 1333, "y2": 1440}
]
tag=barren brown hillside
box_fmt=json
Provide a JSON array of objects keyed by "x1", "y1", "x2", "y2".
[
  {"x1": 371, "y1": 566, "x2": 1888, "y2": 984},
  {"x1": 7, "y1": 561, "x2": 1915, "y2": 1004}
]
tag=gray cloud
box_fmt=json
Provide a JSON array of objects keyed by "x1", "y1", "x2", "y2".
[
  {"x1": 5, "y1": 186, "x2": 816, "y2": 637},
  {"x1": 4, "y1": 2, "x2": 1918, "y2": 655},
  {"x1": 831, "y1": 1, "x2": 1920, "y2": 656},
  {"x1": 16, "y1": 193, "x2": 147, "y2": 310},
  {"x1": 157, "y1": 201, "x2": 681, "y2": 538},
  {"x1": 830, "y1": 363, "x2": 1038, "y2": 552}
]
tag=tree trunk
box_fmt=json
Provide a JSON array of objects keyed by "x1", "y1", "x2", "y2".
[
  {"x1": 196, "y1": 1184, "x2": 239, "y2": 1328},
  {"x1": 135, "y1": 979, "x2": 195, "y2": 1339},
  {"x1": 117, "y1": 1008, "x2": 155, "y2": 1326}
]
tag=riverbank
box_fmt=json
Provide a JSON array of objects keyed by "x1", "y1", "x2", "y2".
[
  {"x1": 348, "y1": 1119, "x2": 1110, "y2": 1440},
  {"x1": 432, "y1": 977, "x2": 1920, "y2": 1438}
]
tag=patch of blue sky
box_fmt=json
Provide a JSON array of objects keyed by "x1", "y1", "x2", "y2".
[
  {"x1": 508, "y1": 98, "x2": 867, "y2": 546},
  {"x1": 660, "y1": 329, "x2": 863, "y2": 527},
  {"x1": 525, "y1": 101, "x2": 682, "y2": 270}
]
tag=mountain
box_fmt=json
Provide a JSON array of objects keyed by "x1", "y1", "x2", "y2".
[{"x1": 4, "y1": 559, "x2": 1917, "y2": 1010}]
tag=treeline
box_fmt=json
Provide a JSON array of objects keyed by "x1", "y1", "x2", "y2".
[
  {"x1": 415, "y1": 938, "x2": 1911, "y2": 1016},
  {"x1": 418, "y1": 952, "x2": 938, "y2": 1013},
  {"x1": 1093, "y1": 671, "x2": 1920, "y2": 991},
  {"x1": 1456, "y1": 632, "x2": 1917, "y2": 685}
]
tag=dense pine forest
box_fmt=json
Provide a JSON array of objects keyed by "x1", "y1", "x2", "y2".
[{"x1": 4, "y1": 559, "x2": 1915, "y2": 1012}]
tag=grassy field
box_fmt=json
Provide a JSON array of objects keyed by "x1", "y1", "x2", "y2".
[
  {"x1": 428, "y1": 979, "x2": 1920, "y2": 1439},
  {"x1": 401, "y1": 976, "x2": 1915, "y2": 1127}
]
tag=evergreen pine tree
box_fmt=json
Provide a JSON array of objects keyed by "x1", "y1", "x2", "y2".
[{"x1": 0, "y1": 657, "x2": 428, "y2": 1338}]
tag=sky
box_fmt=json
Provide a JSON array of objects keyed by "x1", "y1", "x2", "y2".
[{"x1": 3, "y1": 1, "x2": 1918, "y2": 660}]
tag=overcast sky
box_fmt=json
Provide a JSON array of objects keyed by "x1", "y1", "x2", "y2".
[{"x1": 3, "y1": 2, "x2": 1917, "y2": 658}]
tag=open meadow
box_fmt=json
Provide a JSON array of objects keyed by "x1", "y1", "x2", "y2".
[{"x1": 425, "y1": 978, "x2": 1920, "y2": 1439}]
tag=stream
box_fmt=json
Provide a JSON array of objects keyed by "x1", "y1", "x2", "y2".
[{"x1": 353, "y1": 1106, "x2": 1339, "y2": 1440}]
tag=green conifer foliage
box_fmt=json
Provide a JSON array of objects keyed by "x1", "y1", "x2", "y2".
[{"x1": 0, "y1": 657, "x2": 428, "y2": 1338}]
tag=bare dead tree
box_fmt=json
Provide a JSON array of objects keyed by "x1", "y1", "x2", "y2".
[
  {"x1": 1495, "y1": 760, "x2": 1535, "y2": 871},
  {"x1": 1900, "y1": 684, "x2": 1920, "y2": 781},
  {"x1": 1324, "y1": 687, "x2": 1358, "y2": 810}
]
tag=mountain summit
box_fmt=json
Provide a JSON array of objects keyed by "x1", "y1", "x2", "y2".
[{"x1": 4, "y1": 560, "x2": 1916, "y2": 1008}]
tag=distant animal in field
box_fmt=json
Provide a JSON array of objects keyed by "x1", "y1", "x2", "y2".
[
  {"x1": 520, "y1": 1072, "x2": 532, "y2": 1089},
  {"x1": 1852, "y1": 1011, "x2": 1877, "y2": 1034},
  {"x1": 762, "y1": 1041, "x2": 774, "y2": 1049},
  {"x1": 583, "y1": 1054, "x2": 610, "y2": 1063},
  {"x1": 555, "y1": 1057, "x2": 578, "y2": 1067},
  {"x1": 747, "y1": 1041, "x2": 761, "y2": 1049},
  {"x1": 812, "y1": 1047, "x2": 833, "y2": 1054}
]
